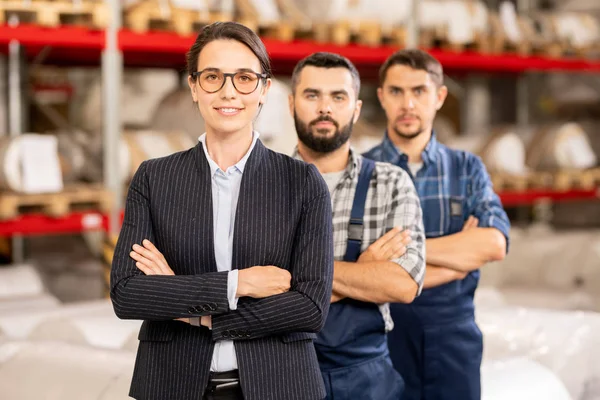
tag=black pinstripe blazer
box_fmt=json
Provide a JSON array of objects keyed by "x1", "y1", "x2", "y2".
[{"x1": 110, "y1": 139, "x2": 334, "y2": 400}]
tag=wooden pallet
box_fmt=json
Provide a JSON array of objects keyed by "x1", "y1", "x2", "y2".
[
  {"x1": 125, "y1": 1, "x2": 215, "y2": 36},
  {"x1": 488, "y1": 12, "x2": 531, "y2": 56},
  {"x1": 380, "y1": 26, "x2": 406, "y2": 48},
  {"x1": 238, "y1": 18, "x2": 295, "y2": 42},
  {"x1": 0, "y1": 184, "x2": 113, "y2": 220},
  {"x1": 0, "y1": 0, "x2": 108, "y2": 29},
  {"x1": 314, "y1": 20, "x2": 384, "y2": 47},
  {"x1": 519, "y1": 14, "x2": 567, "y2": 58},
  {"x1": 420, "y1": 25, "x2": 492, "y2": 54},
  {"x1": 553, "y1": 168, "x2": 600, "y2": 191},
  {"x1": 491, "y1": 173, "x2": 530, "y2": 192},
  {"x1": 491, "y1": 168, "x2": 600, "y2": 193}
]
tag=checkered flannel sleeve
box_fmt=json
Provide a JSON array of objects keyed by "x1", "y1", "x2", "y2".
[{"x1": 383, "y1": 165, "x2": 426, "y2": 295}]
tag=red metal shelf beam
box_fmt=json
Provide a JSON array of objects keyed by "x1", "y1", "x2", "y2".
[
  {"x1": 0, "y1": 24, "x2": 105, "y2": 65},
  {"x1": 0, "y1": 212, "x2": 110, "y2": 237},
  {"x1": 119, "y1": 30, "x2": 600, "y2": 73},
  {"x1": 499, "y1": 188, "x2": 600, "y2": 207},
  {"x1": 0, "y1": 24, "x2": 104, "y2": 49},
  {"x1": 0, "y1": 188, "x2": 597, "y2": 236},
  {"x1": 2, "y1": 26, "x2": 600, "y2": 72}
]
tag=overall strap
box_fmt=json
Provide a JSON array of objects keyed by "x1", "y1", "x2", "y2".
[{"x1": 344, "y1": 159, "x2": 376, "y2": 262}]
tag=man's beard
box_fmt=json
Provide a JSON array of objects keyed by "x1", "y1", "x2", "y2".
[
  {"x1": 294, "y1": 113, "x2": 353, "y2": 153},
  {"x1": 392, "y1": 116, "x2": 423, "y2": 140}
]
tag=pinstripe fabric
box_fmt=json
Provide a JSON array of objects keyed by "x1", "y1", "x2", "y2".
[{"x1": 111, "y1": 140, "x2": 333, "y2": 400}]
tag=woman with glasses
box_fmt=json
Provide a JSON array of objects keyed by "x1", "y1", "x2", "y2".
[{"x1": 110, "y1": 21, "x2": 334, "y2": 400}]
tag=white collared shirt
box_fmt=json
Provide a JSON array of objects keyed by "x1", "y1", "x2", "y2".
[{"x1": 198, "y1": 131, "x2": 259, "y2": 372}]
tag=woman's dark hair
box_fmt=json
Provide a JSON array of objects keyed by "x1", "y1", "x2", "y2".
[{"x1": 186, "y1": 21, "x2": 272, "y2": 81}]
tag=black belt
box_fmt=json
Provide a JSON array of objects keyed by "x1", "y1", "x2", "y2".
[{"x1": 206, "y1": 370, "x2": 240, "y2": 394}]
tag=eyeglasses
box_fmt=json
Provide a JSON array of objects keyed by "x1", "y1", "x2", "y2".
[{"x1": 191, "y1": 69, "x2": 268, "y2": 95}]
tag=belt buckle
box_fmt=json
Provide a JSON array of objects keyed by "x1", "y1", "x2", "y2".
[{"x1": 211, "y1": 378, "x2": 239, "y2": 392}]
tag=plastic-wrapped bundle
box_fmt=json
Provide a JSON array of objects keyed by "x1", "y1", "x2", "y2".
[
  {"x1": 526, "y1": 123, "x2": 597, "y2": 171},
  {"x1": 76, "y1": 69, "x2": 179, "y2": 134},
  {"x1": 0, "y1": 295, "x2": 60, "y2": 315},
  {"x1": 476, "y1": 305, "x2": 600, "y2": 400},
  {"x1": 254, "y1": 78, "x2": 297, "y2": 155},
  {"x1": 0, "y1": 299, "x2": 141, "y2": 350},
  {"x1": 28, "y1": 316, "x2": 142, "y2": 350},
  {"x1": 481, "y1": 357, "x2": 572, "y2": 400},
  {"x1": 0, "y1": 340, "x2": 135, "y2": 400},
  {"x1": 119, "y1": 129, "x2": 197, "y2": 183},
  {"x1": 446, "y1": 129, "x2": 527, "y2": 175},
  {"x1": 480, "y1": 225, "x2": 600, "y2": 311},
  {"x1": 0, "y1": 264, "x2": 46, "y2": 300},
  {"x1": 0, "y1": 264, "x2": 60, "y2": 314},
  {"x1": 150, "y1": 86, "x2": 205, "y2": 142},
  {"x1": 419, "y1": 0, "x2": 489, "y2": 46}
]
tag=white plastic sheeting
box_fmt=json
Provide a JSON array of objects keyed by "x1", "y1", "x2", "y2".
[
  {"x1": 0, "y1": 264, "x2": 45, "y2": 299},
  {"x1": 0, "y1": 340, "x2": 135, "y2": 400},
  {"x1": 0, "y1": 264, "x2": 60, "y2": 314},
  {"x1": 0, "y1": 299, "x2": 141, "y2": 351},
  {"x1": 480, "y1": 225, "x2": 600, "y2": 312},
  {"x1": 482, "y1": 358, "x2": 572, "y2": 400},
  {"x1": 476, "y1": 302, "x2": 600, "y2": 400},
  {"x1": 0, "y1": 294, "x2": 60, "y2": 314}
]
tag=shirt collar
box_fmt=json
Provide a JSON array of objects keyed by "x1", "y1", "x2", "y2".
[
  {"x1": 198, "y1": 131, "x2": 260, "y2": 176},
  {"x1": 382, "y1": 130, "x2": 439, "y2": 166},
  {"x1": 291, "y1": 146, "x2": 361, "y2": 179}
]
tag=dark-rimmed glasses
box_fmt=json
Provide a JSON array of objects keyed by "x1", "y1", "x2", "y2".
[{"x1": 191, "y1": 69, "x2": 268, "y2": 94}]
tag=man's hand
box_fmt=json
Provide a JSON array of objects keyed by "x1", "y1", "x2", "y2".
[
  {"x1": 130, "y1": 239, "x2": 174, "y2": 276},
  {"x1": 463, "y1": 216, "x2": 479, "y2": 231},
  {"x1": 237, "y1": 266, "x2": 292, "y2": 298},
  {"x1": 331, "y1": 291, "x2": 345, "y2": 303},
  {"x1": 358, "y1": 227, "x2": 412, "y2": 263}
]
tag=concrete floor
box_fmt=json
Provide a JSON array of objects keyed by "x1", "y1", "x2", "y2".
[{"x1": 22, "y1": 234, "x2": 106, "y2": 303}]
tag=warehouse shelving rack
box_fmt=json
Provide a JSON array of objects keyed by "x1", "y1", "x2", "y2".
[{"x1": 0, "y1": 1, "x2": 599, "y2": 239}]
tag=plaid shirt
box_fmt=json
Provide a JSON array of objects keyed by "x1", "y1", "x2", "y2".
[
  {"x1": 364, "y1": 132, "x2": 510, "y2": 311},
  {"x1": 293, "y1": 148, "x2": 426, "y2": 331}
]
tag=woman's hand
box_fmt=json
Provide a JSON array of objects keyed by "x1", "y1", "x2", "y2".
[
  {"x1": 130, "y1": 239, "x2": 175, "y2": 276},
  {"x1": 130, "y1": 240, "x2": 191, "y2": 324}
]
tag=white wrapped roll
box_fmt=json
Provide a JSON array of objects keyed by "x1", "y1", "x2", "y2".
[
  {"x1": 554, "y1": 13, "x2": 600, "y2": 49},
  {"x1": 254, "y1": 78, "x2": 297, "y2": 155},
  {"x1": 418, "y1": 0, "x2": 447, "y2": 29},
  {"x1": 445, "y1": 129, "x2": 527, "y2": 175},
  {"x1": 482, "y1": 358, "x2": 572, "y2": 400},
  {"x1": 150, "y1": 87, "x2": 205, "y2": 143},
  {"x1": 119, "y1": 130, "x2": 197, "y2": 183},
  {"x1": 526, "y1": 123, "x2": 597, "y2": 170},
  {"x1": 77, "y1": 69, "x2": 179, "y2": 134},
  {"x1": 291, "y1": 0, "x2": 349, "y2": 23},
  {"x1": 0, "y1": 135, "x2": 59, "y2": 192},
  {"x1": 481, "y1": 132, "x2": 527, "y2": 175},
  {"x1": 477, "y1": 306, "x2": 600, "y2": 400}
]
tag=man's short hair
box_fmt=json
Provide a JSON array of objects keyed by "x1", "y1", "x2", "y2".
[
  {"x1": 379, "y1": 49, "x2": 444, "y2": 87},
  {"x1": 291, "y1": 52, "x2": 361, "y2": 95}
]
